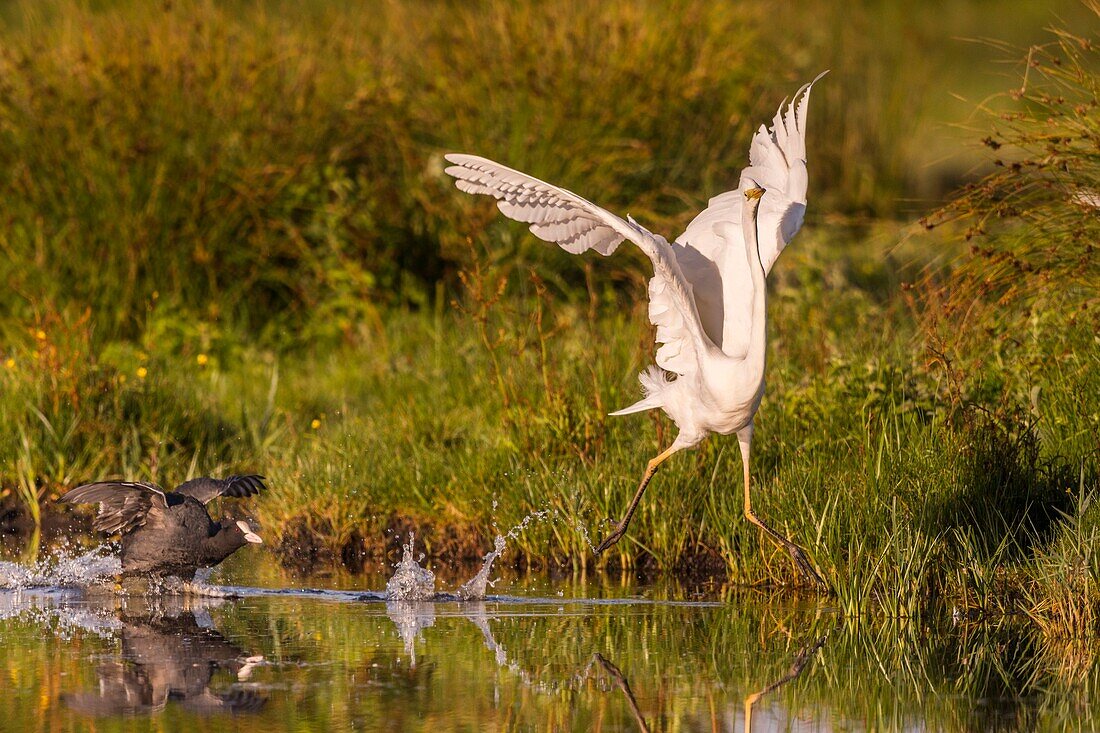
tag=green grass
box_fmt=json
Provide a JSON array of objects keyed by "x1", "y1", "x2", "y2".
[
  {"x1": 0, "y1": 0, "x2": 1087, "y2": 343},
  {"x1": 0, "y1": 0, "x2": 1097, "y2": 638}
]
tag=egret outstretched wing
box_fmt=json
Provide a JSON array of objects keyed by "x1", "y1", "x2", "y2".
[
  {"x1": 674, "y1": 72, "x2": 826, "y2": 357},
  {"x1": 444, "y1": 154, "x2": 715, "y2": 378},
  {"x1": 444, "y1": 154, "x2": 627, "y2": 256}
]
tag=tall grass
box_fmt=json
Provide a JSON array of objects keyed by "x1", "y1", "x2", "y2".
[
  {"x1": 0, "y1": 0, "x2": 1066, "y2": 343},
  {"x1": 0, "y1": 0, "x2": 772, "y2": 344}
]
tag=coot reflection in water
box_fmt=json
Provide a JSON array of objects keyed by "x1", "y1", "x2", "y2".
[{"x1": 60, "y1": 596, "x2": 266, "y2": 718}]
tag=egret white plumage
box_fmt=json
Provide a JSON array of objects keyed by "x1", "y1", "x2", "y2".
[{"x1": 444, "y1": 73, "x2": 828, "y2": 589}]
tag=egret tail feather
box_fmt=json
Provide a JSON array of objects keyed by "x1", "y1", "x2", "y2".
[
  {"x1": 609, "y1": 366, "x2": 672, "y2": 416},
  {"x1": 609, "y1": 398, "x2": 661, "y2": 417}
]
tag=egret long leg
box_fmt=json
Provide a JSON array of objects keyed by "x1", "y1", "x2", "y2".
[
  {"x1": 594, "y1": 445, "x2": 679, "y2": 555},
  {"x1": 738, "y1": 431, "x2": 827, "y2": 591},
  {"x1": 743, "y1": 634, "x2": 828, "y2": 733},
  {"x1": 592, "y1": 654, "x2": 651, "y2": 733}
]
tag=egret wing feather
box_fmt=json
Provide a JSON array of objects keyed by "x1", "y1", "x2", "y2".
[
  {"x1": 674, "y1": 72, "x2": 825, "y2": 357},
  {"x1": 444, "y1": 155, "x2": 715, "y2": 379},
  {"x1": 444, "y1": 154, "x2": 625, "y2": 256}
]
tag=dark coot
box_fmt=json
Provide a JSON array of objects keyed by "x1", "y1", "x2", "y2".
[{"x1": 59, "y1": 475, "x2": 266, "y2": 579}]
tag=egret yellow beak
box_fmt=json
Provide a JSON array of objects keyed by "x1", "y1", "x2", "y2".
[{"x1": 744, "y1": 187, "x2": 765, "y2": 200}]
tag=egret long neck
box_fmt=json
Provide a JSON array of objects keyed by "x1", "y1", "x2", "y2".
[{"x1": 741, "y1": 199, "x2": 768, "y2": 371}]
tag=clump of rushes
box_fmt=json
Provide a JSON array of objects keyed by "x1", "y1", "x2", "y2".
[
  {"x1": 916, "y1": 10, "x2": 1100, "y2": 636},
  {"x1": 921, "y1": 9, "x2": 1100, "y2": 342},
  {"x1": 916, "y1": 13, "x2": 1100, "y2": 464},
  {"x1": 1022, "y1": 482, "x2": 1100, "y2": 640}
]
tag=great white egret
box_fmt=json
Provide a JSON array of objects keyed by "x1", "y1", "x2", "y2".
[{"x1": 444, "y1": 73, "x2": 828, "y2": 589}]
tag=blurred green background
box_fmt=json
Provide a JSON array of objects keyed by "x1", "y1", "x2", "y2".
[{"x1": 0, "y1": 0, "x2": 1090, "y2": 342}]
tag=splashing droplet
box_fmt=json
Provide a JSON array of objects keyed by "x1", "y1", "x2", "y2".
[
  {"x1": 574, "y1": 521, "x2": 599, "y2": 554},
  {"x1": 0, "y1": 545, "x2": 119, "y2": 590},
  {"x1": 384, "y1": 534, "x2": 436, "y2": 601},
  {"x1": 456, "y1": 535, "x2": 506, "y2": 600}
]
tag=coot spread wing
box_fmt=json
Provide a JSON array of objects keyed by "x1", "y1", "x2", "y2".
[
  {"x1": 174, "y1": 474, "x2": 266, "y2": 505},
  {"x1": 59, "y1": 481, "x2": 171, "y2": 535}
]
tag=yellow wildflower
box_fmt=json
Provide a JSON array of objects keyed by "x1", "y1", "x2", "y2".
[
  {"x1": 34, "y1": 329, "x2": 46, "y2": 341},
  {"x1": 4, "y1": 358, "x2": 14, "y2": 369},
  {"x1": 136, "y1": 366, "x2": 148, "y2": 379},
  {"x1": 310, "y1": 418, "x2": 321, "y2": 430},
  {"x1": 196, "y1": 353, "x2": 209, "y2": 366}
]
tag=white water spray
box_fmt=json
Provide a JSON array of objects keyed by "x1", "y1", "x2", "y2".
[
  {"x1": 383, "y1": 509, "x2": 556, "y2": 602},
  {"x1": 0, "y1": 545, "x2": 119, "y2": 590},
  {"x1": 384, "y1": 534, "x2": 436, "y2": 601},
  {"x1": 456, "y1": 535, "x2": 506, "y2": 600}
]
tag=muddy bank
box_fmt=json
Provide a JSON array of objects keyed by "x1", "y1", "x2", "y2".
[
  {"x1": 273, "y1": 513, "x2": 729, "y2": 582},
  {"x1": 273, "y1": 513, "x2": 493, "y2": 572}
]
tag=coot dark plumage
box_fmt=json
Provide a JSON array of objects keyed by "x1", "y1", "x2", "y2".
[{"x1": 60, "y1": 475, "x2": 266, "y2": 579}]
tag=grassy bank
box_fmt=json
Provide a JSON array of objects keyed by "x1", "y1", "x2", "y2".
[
  {"x1": 5, "y1": 220, "x2": 1097, "y2": 628},
  {"x1": 0, "y1": 0, "x2": 1097, "y2": 637}
]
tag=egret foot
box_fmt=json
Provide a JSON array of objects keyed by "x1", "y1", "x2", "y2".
[
  {"x1": 785, "y1": 542, "x2": 828, "y2": 592},
  {"x1": 745, "y1": 508, "x2": 827, "y2": 592},
  {"x1": 593, "y1": 523, "x2": 628, "y2": 555}
]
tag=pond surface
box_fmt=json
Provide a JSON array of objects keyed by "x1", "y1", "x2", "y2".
[{"x1": 1, "y1": 541, "x2": 1097, "y2": 732}]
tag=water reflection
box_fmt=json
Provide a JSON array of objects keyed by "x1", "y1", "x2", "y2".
[
  {"x1": 8, "y1": 593, "x2": 267, "y2": 718},
  {"x1": 1, "y1": 567, "x2": 1099, "y2": 731},
  {"x1": 383, "y1": 591, "x2": 829, "y2": 733},
  {"x1": 743, "y1": 634, "x2": 827, "y2": 733}
]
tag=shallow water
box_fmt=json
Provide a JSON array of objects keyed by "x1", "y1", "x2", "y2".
[{"x1": 1, "y1": 541, "x2": 1099, "y2": 732}]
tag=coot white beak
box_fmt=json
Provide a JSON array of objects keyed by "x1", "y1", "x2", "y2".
[{"x1": 236, "y1": 520, "x2": 263, "y2": 544}]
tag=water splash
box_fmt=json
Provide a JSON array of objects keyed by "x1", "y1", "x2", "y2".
[
  {"x1": 0, "y1": 544, "x2": 119, "y2": 590},
  {"x1": 455, "y1": 509, "x2": 554, "y2": 600},
  {"x1": 382, "y1": 509, "x2": 556, "y2": 602},
  {"x1": 166, "y1": 567, "x2": 242, "y2": 598},
  {"x1": 385, "y1": 601, "x2": 435, "y2": 666},
  {"x1": 574, "y1": 521, "x2": 599, "y2": 555},
  {"x1": 384, "y1": 534, "x2": 436, "y2": 601},
  {"x1": 501, "y1": 509, "x2": 552, "y2": 541},
  {"x1": 456, "y1": 535, "x2": 506, "y2": 600}
]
